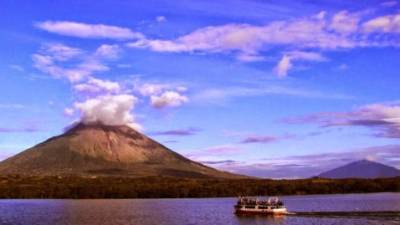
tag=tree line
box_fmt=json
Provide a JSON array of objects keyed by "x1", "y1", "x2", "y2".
[{"x1": 0, "y1": 175, "x2": 398, "y2": 198}]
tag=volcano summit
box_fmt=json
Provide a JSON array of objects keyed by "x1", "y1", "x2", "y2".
[{"x1": 0, "y1": 123, "x2": 241, "y2": 179}]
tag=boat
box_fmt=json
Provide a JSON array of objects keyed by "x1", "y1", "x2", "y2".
[{"x1": 234, "y1": 196, "x2": 288, "y2": 215}]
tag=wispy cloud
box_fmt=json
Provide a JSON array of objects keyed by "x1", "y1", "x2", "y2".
[
  {"x1": 163, "y1": 140, "x2": 179, "y2": 144},
  {"x1": 128, "y1": 10, "x2": 400, "y2": 76},
  {"x1": 206, "y1": 145, "x2": 400, "y2": 178},
  {"x1": 32, "y1": 43, "x2": 123, "y2": 82},
  {"x1": 274, "y1": 51, "x2": 327, "y2": 77},
  {"x1": 363, "y1": 13, "x2": 400, "y2": 33},
  {"x1": 282, "y1": 102, "x2": 400, "y2": 138},
  {"x1": 94, "y1": 44, "x2": 121, "y2": 59},
  {"x1": 329, "y1": 10, "x2": 361, "y2": 34},
  {"x1": 200, "y1": 159, "x2": 237, "y2": 165},
  {"x1": 36, "y1": 21, "x2": 144, "y2": 40},
  {"x1": 240, "y1": 135, "x2": 279, "y2": 144},
  {"x1": 9, "y1": 65, "x2": 24, "y2": 72},
  {"x1": 73, "y1": 77, "x2": 120, "y2": 94},
  {"x1": 0, "y1": 104, "x2": 25, "y2": 109},
  {"x1": 0, "y1": 125, "x2": 40, "y2": 133},
  {"x1": 32, "y1": 43, "x2": 112, "y2": 82},
  {"x1": 193, "y1": 85, "x2": 353, "y2": 104},
  {"x1": 41, "y1": 43, "x2": 84, "y2": 61},
  {"x1": 127, "y1": 16, "x2": 355, "y2": 56},
  {"x1": 150, "y1": 127, "x2": 201, "y2": 136},
  {"x1": 185, "y1": 144, "x2": 243, "y2": 160},
  {"x1": 381, "y1": 1, "x2": 398, "y2": 7}
]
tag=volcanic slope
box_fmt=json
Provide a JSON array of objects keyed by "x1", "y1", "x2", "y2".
[{"x1": 0, "y1": 123, "x2": 243, "y2": 179}]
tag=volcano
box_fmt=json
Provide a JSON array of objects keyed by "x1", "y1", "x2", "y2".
[
  {"x1": 0, "y1": 123, "x2": 242, "y2": 178},
  {"x1": 318, "y1": 159, "x2": 400, "y2": 179}
]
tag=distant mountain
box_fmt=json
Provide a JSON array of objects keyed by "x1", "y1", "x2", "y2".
[
  {"x1": 318, "y1": 159, "x2": 400, "y2": 179},
  {"x1": 0, "y1": 122, "x2": 243, "y2": 179}
]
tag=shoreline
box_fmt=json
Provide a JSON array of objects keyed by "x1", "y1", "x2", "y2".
[
  {"x1": 0, "y1": 192, "x2": 399, "y2": 200},
  {"x1": 0, "y1": 176, "x2": 399, "y2": 199}
]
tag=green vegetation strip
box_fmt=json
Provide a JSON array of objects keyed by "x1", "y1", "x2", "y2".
[{"x1": 0, "y1": 175, "x2": 399, "y2": 199}]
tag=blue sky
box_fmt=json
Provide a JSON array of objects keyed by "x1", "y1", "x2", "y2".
[{"x1": 1, "y1": 0, "x2": 400, "y2": 178}]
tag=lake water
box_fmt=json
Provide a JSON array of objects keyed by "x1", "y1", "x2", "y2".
[{"x1": 0, "y1": 193, "x2": 399, "y2": 225}]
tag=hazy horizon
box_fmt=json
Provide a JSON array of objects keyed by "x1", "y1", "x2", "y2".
[{"x1": 1, "y1": 0, "x2": 400, "y2": 178}]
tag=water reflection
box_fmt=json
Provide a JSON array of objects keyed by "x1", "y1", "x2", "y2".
[
  {"x1": 235, "y1": 215, "x2": 287, "y2": 225},
  {"x1": 0, "y1": 193, "x2": 398, "y2": 225}
]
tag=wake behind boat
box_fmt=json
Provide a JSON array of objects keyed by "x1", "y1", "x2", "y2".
[{"x1": 234, "y1": 196, "x2": 288, "y2": 215}]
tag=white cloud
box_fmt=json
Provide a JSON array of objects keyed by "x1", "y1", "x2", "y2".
[
  {"x1": 32, "y1": 53, "x2": 108, "y2": 82},
  {"x1": 156, "y1": 16, "x2": 166, "y2": 23},
  {"x1": 36, "y1": 21, "x2": 144, "y2": 40},
  {"x1": 135, "y1": 81, "x2": 188, "y2": 95},
  {"x1": 133, "y1": 82, "x2": 189, "y2": 108},
  {"x1": 176, "y1": 86, "x2": 188, "y2": 92},
  {"x1": 315, "y1": 11, "x2": 326, "y2": 20},
  {"x1": 64, "y1": 107, "x2": 75, "y2": 117},
  {"x1": 30, "y1": 46, "x2": 140, "y2": 129},
  {"x1": 74, "y1": 94, "x2": 141, "y2": 130},
  {"x1": 32, "y1": 53, "x2": 71, "y2": 80},
  {"x1": 32, "y1": 53, "x2": 53, "y2": 66},
  {"x1": 329, "y1": 11, "x2": 360, "y2": 34},
  {"x1": 77, "y1": 60, "x2": 109, "y2": 72},
  {"x1": 73, "y1": 83, "x2": 100, "y2": 93},
  {"x1": 127, "y1": 14, "x2": 353, "y2": 77},
  {"x1": 128, "y1": 17, "x2": 355, "y2": 55},
  {"x1": 32, "y1": 43, "x2": 113, "y2": 82},
  {"x1": 94, "y1": 44, "x2": 121, "y2": 59},
  {"x1": 137, "y1": 83, "x2": 169, "y2": 96},
  {"x1": 363, "y1": 14, "x2": 400, "y2": 33},
  {"x1": 126, "y1": 11, "x2": 400, "y2": 77},
  {"x1": 128, "y1": 23, "x2": 266, "y2": 53},
  {"x1": 43, "y1": 43, "x2": 84, "y2": 61},
  {"x1": 274, "y1": 51, "x2": 326, "y2": 77},
  {"x1": 150, "y1": 91, "x2": 188, "y2": 108},
  {"x1": 73, "y1": 77, "x2": 120, "y2": 94},
  {"x1": 68, "y1": 68, "x2": 104, "y2": 82},
  {"x1": 274, "y1": 55, "x2": 292, "y2": 77}
]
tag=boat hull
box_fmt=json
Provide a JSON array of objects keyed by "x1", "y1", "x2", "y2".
[{"x1": 235, "y1": 208, "x2": 288, "y2": 216}]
